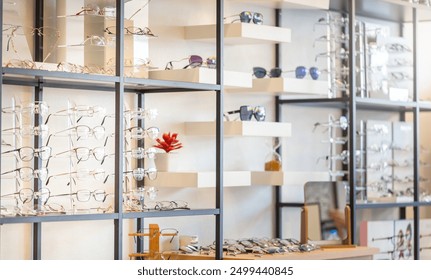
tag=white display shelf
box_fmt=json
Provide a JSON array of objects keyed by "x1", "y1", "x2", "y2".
[
  {"x1": 145, "y1": 171, "x2": 295, "y2": 188},
  {"x1": 249, "y1": 77, "x2": 329, "y2": 96},
  {"x1": 145, "y1": 171, "x2": 251, "y2": 188},
  {"x1": 229, "y1": 0, "x2": 330, "y2": 10},
  {"x1": 283, "y1": 171, "x2": 331, "y2": 186},
  {"x1": 148, "y1": 68, "x2": 252, "y2": 89},
  {"x1": 184, "y1": 121, "x2": 292, "y2": 138},
  {"x1": 184, "y1": 23, "x2": 291, "y2": 45}
]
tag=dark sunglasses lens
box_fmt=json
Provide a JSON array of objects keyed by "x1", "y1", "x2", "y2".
[
  {"x1": 270, "y1": 67, "x2": 282, "y2": 78},
  {"x1": 253, "y1": 67, "x2": 267, "y2": 78},
  {"x1": 189, "y1": 55, "x2": 203, "y2": 67},
  {"x1": 310, "y1": 67, "x2": 320, "y2": 80},
  {"x1": 295, "y1": 66, "x2": 307, "y2": 79},
  {"x1": 253, "y1": 13, "x2": 263, "y2": 24},
  {"x1": 239, "y1": 11, "x2": 253, "y2": 23},
  {"x1": 239, "y1": 106, "x2": 253, "y2": 121},
  {"x1": 254, "y1": 106, "x2": 266, "y2": 121}
]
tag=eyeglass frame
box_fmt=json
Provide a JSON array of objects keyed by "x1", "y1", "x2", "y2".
[
  {"x1": 1, "y1": 167, "x2": 49, "y2": 182},
  {"x1": 1, "y1": 146, "x2": 52, "y2": 161},
  {"x1": 224, "y1": 105, "x2": 266, "y2": 122}
]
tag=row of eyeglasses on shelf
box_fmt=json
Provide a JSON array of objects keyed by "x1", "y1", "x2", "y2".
[
  {"x1": 0, "y1": 185, "x2": 189, "y2": 217},
  {"x1": 314, "y1": 12, "x2": 414, "y2": 99},
  {"x1": 314, "y1": 115, "x2": 431, "y2": 201},
  {"x1": 1, "y1": 101, "x2": 163, "y2": 214}
]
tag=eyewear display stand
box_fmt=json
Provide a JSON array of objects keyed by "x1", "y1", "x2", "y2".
[
  {"x1": 0, "y1": 0, "x2": 224, "y2": 260},
  {"x1": 276, "y1": 0, "x2": 431, "y2": 260},
  {"x1": 300, "y1": 205, "x2": 354, "y2": 248},
  {"x1": 128, "y1": 223, "x2": 178, "y2": 260}
]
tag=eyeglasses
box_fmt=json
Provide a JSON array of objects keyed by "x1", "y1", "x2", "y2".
[
  {"x1": 2, "y1": 125, "x2": 49, "y2": 138},
  {"x1": 313, "y1": 115, "x2": 348, "y2": 132},
  {"x1": 287, "y1": 66, "x2": 321, "y2": 80},
  {"x1": 101, "y1": 108, "x2": 158, "y2": 126},
  {"x1": 3, "y1": 25, "x2": 59, "y2": 63},
  {"x1": 315, "y1": 48, "x2": 349, "y2": 61},
  {"x1": 1, "y1": 167, "x2": 48, "y2": 182},
  {"x1": 124, "y1": 126, "x2": 160, "y2": 140},
  {"x1": 225, "y1": 11, "x2": 263, "y2": 25},
  {"x1": 126, "y1": 108, "x2": 158, "y2": 121},
  {"x1": 104, "y1": 26, "x2": 157, "y2": 37},
  {"x1": 56, "y1": 62, "x2": 114, "y2": 75},
  {"x1": 128, "y1": 167, "x2": 157, "y2": 181},
  {"x1": 52, "y1": 147, "x2": 105, "y2": 164},
  {"x1": 75, "y1": 4, "x2": 116, "y2": 17},
  {"x1": 165, "y1": 55, "x2": 216, "y2": 70},
  {"x1": 145, "y1": 200, "x2": 190, "y2": 211},
  {"x1": 45, "y1": 105, "x2": 107, "y2": 124},
  {"x1": 253, "y1": 66, "x2": 320, "y2": 80},
  {"x1": 4, "y1": 59, "x2": 38, "y2": 69},
  {"x1": 224, "y1": 105, "x2": 266, "y2": 121},
  {"x1": 252, "y1": 67, "x2": 282, "y2": 78},
  {"x1": 101, "y1": 147, "x2": 156, "y2": 165},
  {"x1": 104, "y1": 167, "x2": 158, "y2": 183},
  {"x1": 50, "y1": 189, "x2": 110, "y2": 203},
  {"x1": 1, "y1": 146, "x2": 52, "y2": 161},
  {"x1": 58, "y1": 35, "x2": 114, "y2": 48},
  {"x1": 2, "y1": 101, "x2": 49, "y2": 117},
  {"x1": 1, "y1": 188, "x2": 51, "y2": 204},
  {"x1": 46, "y1": 125, "x2": 105, "y2": 145},
  {"x1": 46, "y1": 168, "x2": 106, "y2": 185},
  {"x1": 386, "y1": 43, "x2": 411, "y2": 53}
]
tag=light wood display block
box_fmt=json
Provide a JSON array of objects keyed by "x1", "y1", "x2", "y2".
[
  {"x1": 184, "y1": 23, "x2": 291, "y2": 45},
  {"x1": 145, "y1": 171, "x2": 251, "y2": 188},
  {"x1": 283, "y1": 171, "x2": 331, "y2": 186},
  {"x1": 251, "y1": 171, "x2": 284, "y2": 185},
  {"x1": 185, "y1": 121, "x2": 292, "y2": 137},
  {"x1": 229, "y1": 0, "x2": 330, "y2": 10},
  {"x1": 251, "y1": 77, "x2": 329, "y2": 96},
  {"x1": 149, "y1": 68, "x2": 252, "y2": 88},
  {"x1": 176, "y1": 246, "x2": 379, "y2": 260}
]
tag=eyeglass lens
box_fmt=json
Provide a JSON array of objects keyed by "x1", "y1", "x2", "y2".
[
  {"x1": 239, "y1": 105, "x2": 266, "y2": 121},
  {"x1": 239, "y1": 11, "x2": 263, "y2": 24}
]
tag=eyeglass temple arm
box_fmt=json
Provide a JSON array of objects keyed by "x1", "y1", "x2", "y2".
[{"x1": 1, "y1": 148, "x2": 19, "y2": 155}]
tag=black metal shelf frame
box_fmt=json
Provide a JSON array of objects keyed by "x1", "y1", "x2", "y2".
[
  {"x1": 276, "y1": 0, "x2": 426, "y2": 260},
  {"x1": 0, "y1": 0, "x2": 224, "y2": 260}
]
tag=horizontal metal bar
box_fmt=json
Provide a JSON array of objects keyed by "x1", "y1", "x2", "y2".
[
  {"x1": 355, "y1": 201, "x2": 421, "y2": 209},
  {"x1": 3, "y1": 67, "x2": 121, "y2": 83},
  {"x1": 0, "y1": 213, "x2": 120, "y2": 224}
]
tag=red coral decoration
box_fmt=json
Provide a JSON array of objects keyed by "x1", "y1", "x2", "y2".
[{"x1": 153, "y1": 132, "x2": 183, "y2": 153}]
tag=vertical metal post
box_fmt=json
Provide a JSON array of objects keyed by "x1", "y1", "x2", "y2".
[
  {"x1": 136, "y1": 94, "x2": 145, "y2": 254},
  {"x1": 274, "y1": 8, "x2": 282, "y2": 238},
  {"x1": 348, "y1": 0, "x2": 357, "y2": 244},
  {"x1": 114, "y1": 0, "x2": 125, "y2": 260},
  {"x1": 0, "y1": 0, "x2": 3, "y2": 240},
  {"x1": 215, "y1": 0, "x2": 224, "y2": 260},
  {"x1": 412, "y1": 7, "x2": 420, "y2": 260},
  {"x1": 32, "y1": 0, "x2": 44, "y2": 260}
]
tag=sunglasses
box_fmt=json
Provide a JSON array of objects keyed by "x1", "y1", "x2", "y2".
[
  {"x1": 226, "y1": 11, "x2": 263, "y2": 25},
  {"x1": 253, "y1": 66, "x2": 320, "y2": 80},
  {"x1": 165, "y1": 55, "x2": 216, "y2": 70},
  {"x1": 224, "y1": 105, "x2": 266, "y2": 122}
]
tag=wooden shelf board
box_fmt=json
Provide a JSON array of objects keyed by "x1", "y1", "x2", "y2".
[
  {"x1": 251, "y1": 171, "x2": 285, "y2": 185},
  {"x1": 185, "y1": 121, "x2": 292, "y2": 137},
  {"x1": 251, "y1": 77, "x2": 329, "y2": 96},
  {"x1": 184, "y1": 23, "x2": 291, "y2": 44},
  {"x1": 145, "y1": 171, "x2": 251, "y2": 188},
  {"x1": 148, "y1": 68, "x2": 251, "y2": 89}
]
